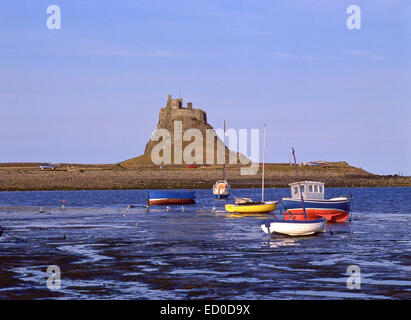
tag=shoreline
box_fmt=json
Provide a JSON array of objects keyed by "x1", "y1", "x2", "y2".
[
  {"x1": 0, "y1": 163, "x2": 410, "y2": 191},
  {"x1": 0, "y1": 185, "x2": 410, "y2": 192}
]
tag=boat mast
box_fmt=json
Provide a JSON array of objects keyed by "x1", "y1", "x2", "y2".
[
  {"x1": 262, "y1": 124, "x2": 266, "y2": 203},
  {"x1": 223, "y1": 120, "x2": 226, "y2": 180},
  {"x1": 291, "y1": 147, "x2": 307, "y2": 220}
]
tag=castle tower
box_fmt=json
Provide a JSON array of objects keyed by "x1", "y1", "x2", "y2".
[{"x1": 167, "y1": 94, "x2": 183, "y2": 109}]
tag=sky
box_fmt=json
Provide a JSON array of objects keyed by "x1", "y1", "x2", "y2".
[{"x1": 0, "y1": 0, "x2": 410, "y2": 175}]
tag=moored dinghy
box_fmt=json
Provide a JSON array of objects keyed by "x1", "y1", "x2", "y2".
[
  {"x1": 213, "y1": 120, "x2": 231, "y2": 199},
  {"x1": 213, "y1": 180, "x2": 230, "y2": 199},
  {"x1": 226, "y1": 200, "x2": 278, "y2": 213},
  {"x1": 261, "y1": 218, "x2": 325, "y2": 236},
  {"x1": 147, "y1": 190, "x2": 196, "y2": 206}
]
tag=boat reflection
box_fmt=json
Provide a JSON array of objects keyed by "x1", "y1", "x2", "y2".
[
  {"x1": 267, "y1": 237, "x2": 300, "y2": 248},
  {"x1": 226, "y1": 212, "x2": 277, "y2": 219},
  {"x1": 326, "y1": 221, "x2": 353, "y2": 234}
]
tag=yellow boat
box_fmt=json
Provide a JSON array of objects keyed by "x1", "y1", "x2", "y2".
[
  {"x1": 225, "y1": 201, "x2": 278, "y2": 213},
  {"x1": 224, "y1": 125, "x2": 278, "y2": 214}
]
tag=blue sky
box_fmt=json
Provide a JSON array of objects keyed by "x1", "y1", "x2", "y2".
[{"x1": 0, "y1": 0, "x2": 410, "y2": 175}]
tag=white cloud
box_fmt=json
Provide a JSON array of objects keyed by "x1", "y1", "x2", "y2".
[
  {"x1": 88, "y1": 49, "x2": 185, "y2": 58},
  {"x1": 274, "y1": 52, "x2": 314, "y2": 60},
  {"x1": 346, "y1": 50, "x2": 386, "y2": 61},
  {"x1": 273, "y1": 51, "x2": 338, "y2": 61}
]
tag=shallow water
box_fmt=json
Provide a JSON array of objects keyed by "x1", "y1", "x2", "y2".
[{"x1": 0, "y1": 187, "x2": 410, "y2": 299}]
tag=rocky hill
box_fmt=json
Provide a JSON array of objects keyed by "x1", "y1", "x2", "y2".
[{"x1": 120, "y1": 94, "x2": 248, "y2": 167}]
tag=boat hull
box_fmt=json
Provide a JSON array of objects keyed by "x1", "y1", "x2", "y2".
[
  {"x1": 147, "y1": 190, "x2": 196, "y2": 206},
  {"x1": 148, "y1": 198, "x2": 196, "y2": 205},
  {"x1": 261, "y1": 218, "x2": 326, "y2": 236},
  {"x1": 215, "y1": 194, "x2": 229, "y2": 199},
  {"x1": 225, "y1": 201, "x2": 278, "y2": 213},
  {"x1": 213, "y1": 181, "x2": 230, "y2": 199},
  {"x1": 282, "y1": 198, "x2": 351, "y2": 222}
]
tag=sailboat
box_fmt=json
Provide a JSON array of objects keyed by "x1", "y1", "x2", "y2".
[
  {"x1": 213, "y1": 120, "x2": 231, "y2": 199},
  {"x1": 261, "y1": 148, "x2": 325, "y2": 236},
  {"x1": 225, "y1": 124, "x2": 278, "y2": 213}
]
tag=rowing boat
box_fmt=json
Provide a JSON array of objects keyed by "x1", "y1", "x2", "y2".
[
  {"x1": 261, "y1": 218, "x2": 326, "y2": 236},
  {"x1": 146, "y1": 190, "x2": 196, "y2": 206}
]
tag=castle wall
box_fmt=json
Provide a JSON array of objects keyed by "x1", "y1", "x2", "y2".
[{"x1": 172, "y1": 108, "x2": 207, "y2": 123}]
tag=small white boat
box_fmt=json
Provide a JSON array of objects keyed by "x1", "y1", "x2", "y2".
[
  {"x1": 213, "y1": 120, "x2": 231, "y2": 199},
  {"x1": 213, "y1": 180, "x2": 230, "y2": 199},
  {"x1": 261, "y1": 218, "x2": 326, "y2": 236}
]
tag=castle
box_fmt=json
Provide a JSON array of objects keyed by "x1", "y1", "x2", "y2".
[
  {"x1": 121, "y1": 94, "x2": 249, "y2": 167},
  {"x1": 160, "y1": 94, "x2": 207, "y2": 124}
]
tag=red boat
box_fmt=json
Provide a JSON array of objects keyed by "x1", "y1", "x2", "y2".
[{"x1": 146, "y1": 190, "x2": 196, "y2": 206}]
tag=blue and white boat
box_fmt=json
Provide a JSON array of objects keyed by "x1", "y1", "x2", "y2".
[
  {"x1": 282, "y1": 181, "x2": 351, "y2": 222},
  {"x1": 147, "y1": 190, "x2": 196, "y2": 206}
]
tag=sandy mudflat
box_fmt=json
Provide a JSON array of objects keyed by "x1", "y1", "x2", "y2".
[{"x1": 0, "y1": 163, "x2": 409, "y2": 191}]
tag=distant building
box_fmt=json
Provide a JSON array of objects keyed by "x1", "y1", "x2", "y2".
[
  {"x1": 307, "y1": 161, "x2": 326, "y2": 166},
  {"x1": 162, "y1": 94, "x2": 207, "y2": 123}
]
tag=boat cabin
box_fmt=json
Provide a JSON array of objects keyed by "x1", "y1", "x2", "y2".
[{"x1": 289, "y1": 181, "x2": 324, "y2": 200}]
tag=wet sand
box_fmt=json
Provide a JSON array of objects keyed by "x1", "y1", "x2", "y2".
[{"x1": 0, "y1": 188, "x2": 410, "y2": 299}]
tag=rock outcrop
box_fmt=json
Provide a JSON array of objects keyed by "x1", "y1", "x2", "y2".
[{"x1": 121, "y1": 94, "x2": 248, "y2": 167}]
